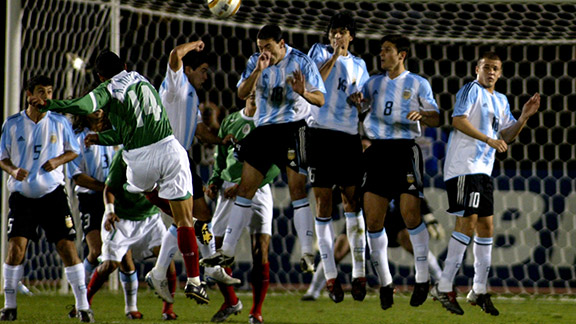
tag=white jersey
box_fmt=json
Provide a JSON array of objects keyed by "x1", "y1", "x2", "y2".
[
  {"x1": 159, "y1": 64, "x2": 202, "y2": 150},
  {"x1": 444, "y1": 80, "x2": 516, "y2": 181},
  {"x1": 0, "y1": 111, "x2": 80, "y2": 198},
  {"x1": 238, "y1": 44, "x2": 326, "y2": 127},
  {"x1": 306, "y1": 43, "x2": 369, "y2": 135},
  {"x1": 67, "y1": 128, "x2": 118, "y2": 194},
  {"x1": 362, "y1": 71, "x2": 439, "y2": 140}
]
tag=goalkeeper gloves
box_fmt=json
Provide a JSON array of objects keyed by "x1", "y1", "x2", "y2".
[{"x1": 422, "y1": 213, "x2": 446, "y2": 240}]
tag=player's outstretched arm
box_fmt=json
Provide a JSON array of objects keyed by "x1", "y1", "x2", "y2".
[
  {"x1": 42, "y1": 150, "x2": 78, "y2": 172},
  {"x1": 452, "y1": 115, "x2": 508, "y2": 153},
  {"x1": 103, "y1": 185, "x2": 120, "y2": 231},
  {"x1": 500, "y1": 93, "x2": 541, "y2": 143},
  {"x1": 169, "y1": 40, "x2": 205, "y2": 72}
]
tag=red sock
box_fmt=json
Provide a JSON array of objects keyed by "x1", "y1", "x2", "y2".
[
  {"x1": 217, "y1": 267, "x2": 239, "y2": 306},
  {"x1": 162, "y1": 267, "x2": 177, "y2": 314},
  {"x1": 177, "y1": 227, "x2": 200, "y2": 277},
  {"x1": 250, "y1": 263, "x2": 269, "y2": 316},
  {"x1": 87, "y1": 269, "x2": 108, "y2": 305}
]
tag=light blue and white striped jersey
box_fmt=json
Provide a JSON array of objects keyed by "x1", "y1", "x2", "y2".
[
  {"x1": 237, "y1": 44, "x2": 326, "y2": 127},
  {"x1": 0, "y1": 111, "x2": 80, "y2": 198},
  {"x1": 306, "y1": 44, "x2": 369, "y2": 135},
  {"x1": 160, "y1": 64, "x2": 202, "y2": 150},
  {"x1": 444, "y1": 80, "x2": 516, "y2": 181},
  {"x1": 67, "y1": 128, "x2": 119, "y2": 194},
  {"x1": 362, "y1": 71, "x2": 438, "y2": 140}
]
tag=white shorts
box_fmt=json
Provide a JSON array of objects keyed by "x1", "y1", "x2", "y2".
[
  {"x1": 212, "y1": 181, "x2": 273, "y2": 236},
  {"x1": 122, "y1": 136, "x2": 193, "y2": 200},
  {"x1": 100, "y1": 213, "x2": 166, "y2": 262}
]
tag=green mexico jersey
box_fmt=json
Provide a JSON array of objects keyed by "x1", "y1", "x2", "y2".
[
  {"x1": 106, "y1": 148, "x2": 159, "y2": 221},
  {"x1": 209, "y1": 109, "x2": 280, "y2": 187},
  {"x1": 44, "y1": 71, "x2": 172, "y2": 150}
]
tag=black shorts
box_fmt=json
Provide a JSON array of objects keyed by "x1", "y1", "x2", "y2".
[
  {"x1": 78, "y1": 193, "x2": 104, "y2": 234},
  {"x1": 361, "y1": 140, "x2": 424, "y2": 199},
  {"x1": 236, "y1": 120, "x2": 307, "y2": 175},
  {"x1": 188, "y1": 157, "x2": 205, "y2": 199},
  {"x1": 445, "y1": 174, "x2": 494, "y2": 217},
  {"x1": 7, "y1": 186, "x2": 77, "y2": 243},
  {"x1": 307, "y1": 128, "x2": 363, "y2": 188}
]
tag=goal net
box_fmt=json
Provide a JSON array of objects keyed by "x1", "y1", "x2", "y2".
[{"x1": 4, "y1": 0, "x2": 576, "y2": 294}]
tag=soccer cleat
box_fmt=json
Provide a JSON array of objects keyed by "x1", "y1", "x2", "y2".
[
  {"x1": 467, "y1": 290, "x2": 500, "y2": 316},
  {"x1": 351, "y1": 277, "x2": 367, "y2": 301},
  {"x1": 126, "y1": 311, "x2": 143, "y2": 319},
  {"x1": 326, "y1": 278, "x2": 344, "y2": 303},
  {"x1": 430, "y1": 284, "x2": 464, "y2": 315},
  {"x1": 185, "y1": 280, "x2": 210, "y2": 304},
  {"x1": 248, "y1": 313, "x2": 263, "y2": 324},
  {"x1": 67, "y1": 305, "x2": 77, "y2": 318},
  {"x1": 207, "y1": 267, "x2": 241, "y2": 286},
  {"x1": 300, "y1": 292, "x2": 319, "y2": 301},
  {"x1": 200, "y1": 250, "x2": 235, "y2": 268},
  {"x1": 161, "y1": 312, "x2": 178, "y2": 320},
  {"x1": 379, "y1": 285, "x2": 394, "y2": 310},
  {"x1": 299, "y1": 253, "x2": 315, "y2": 273},
  {"x1": 0, "y1": 308, "x2": 17, "y2": 321},
  {"x1": 78, "y1": 309, "x2": 95, "y2": 323},
  {"x1": 193, "y1": 218, "x2": 213, "y2": 245},
  {"x1": 145, "y1": 270, "x2": 174, "y2": 303},
  {"x1": 410, "y1": 281, "x2": 430, "y2": 307},
  {"x1": 210, "y1": 300, "x2": 243, "y2": 322}
]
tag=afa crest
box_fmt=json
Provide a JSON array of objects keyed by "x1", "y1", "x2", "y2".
[{"x1": 402, "y1": 89, "x2": 412, "y2": 100}]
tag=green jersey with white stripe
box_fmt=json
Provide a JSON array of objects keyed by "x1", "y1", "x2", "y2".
[
  {"x1": 43, "y1": 71, "x2": 172, "y2": 150},
  {"x1": 106, "y1": 148, "x2": 159, "y2": 221}
]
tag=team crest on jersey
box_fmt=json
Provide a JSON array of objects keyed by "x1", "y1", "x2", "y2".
[
  {"x1": 402, "y1": 89, "x2": 412, "y2": 100},
  {"x1": 50, "y1": 134, "x2": 57, "y2": 143},
  {"x1": 241, "y1": 123, "x2": 251, "y2": 135}
]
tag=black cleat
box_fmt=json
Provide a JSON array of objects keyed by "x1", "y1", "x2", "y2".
[
  {"x1": 467, "y1": 290, "x2": 500, "y2": 316},
  {"x1": 211, "y1": 300, "x2": 242, "y2": 322},
  {"x1": 161, "y1": 312, "x2": 178, "y2": 320},
  {"x1": 78, "y1": 309, "x2": 95, "y2": 323},
  {"x1": 200, "y1": 250, "x2": 235, "y2": 268},
  {"x1": 299, "y1": 253, "x2": 315, "y2": 273},
  {"x1": 410, "y1": 281, "x2": 430, "y2": 307},
  {"x1": 0, "y1": 308, "x2": 17, "y2": 321},
  {"x1": 351, "y1": 277, "x2": 367, "y2": 301},
  {"x1": 326, "y1": 278, "x2": 344, "y2": 303},
  {"x1": 185, "y1": 280, "x2": 210, "y2": 304},
  {"x1": 430, "y1": 284, "x2": 464, "y2": 315},
  {"x1": 379, "y1": 285, "x2": 394, "y2": 310}
]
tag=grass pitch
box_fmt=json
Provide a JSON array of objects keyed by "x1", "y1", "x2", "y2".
[{"x1": 5, "y1": 288, "x2": 576, "y2": 324}]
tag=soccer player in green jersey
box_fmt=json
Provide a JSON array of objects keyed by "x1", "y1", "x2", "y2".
[{"x1": 29, "y1": 51, "x2": 208, "y2": 304}]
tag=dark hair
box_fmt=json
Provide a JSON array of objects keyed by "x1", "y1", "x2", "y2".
[
  {"x1": 95, "y1": 51, "x2": 124, "y2": 79},
  {"x1": 381, "y1": 34, "x2": 411, "y2": 57},
  {"x1": 257, "y1": 24, "x2": 283, "y2": 42},
  {"x1": 182, "y1": 50, "x2": 211, "y2": 70},
  {"x1": 25, "y1": 75, "x2": 53, "y2": 92},
  {"x1": 478, "y1": 51, "x2": 501, "y2": 65},
  {"x1": 328, "y1": 11, "x2": 356, "y2": 38}
]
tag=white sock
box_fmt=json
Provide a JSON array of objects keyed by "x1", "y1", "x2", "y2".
[
  {"x1": 65, "y1": 263, "x2": 90, "y2": 311},
  {"x1": 345, "y1": 211, "x2": 366, "y2": 278},
  {"x1": 306, "y1": 261, "x2": 325, "y2": 297},
  {"x1": 315, "y1": 217, "x2": 336, "y2": 280},
  {"x1": 3, "y1": 264, "x2": 23, "y2": 308},
  {"x1": 472, "y1": 236, "x2": 493, "y2": 294},
  {"x1": 293, "y1": 198, "x2": 315, "y2": 255},
  {"x1": 428, "y1": 251, "x2": 443, "y2": 282},
  {"x1": 438, "y1": 232, "x2": 470, "y2": 292},
  {"x1": 368, "y1": 229, "x2": 393, "y2": 287},
  {"x1": 154, "y1": 224, "x2": 178, "y2": 279},
  {"x1": 407, "y1": 221, "x2": 430, "y2": 283},
  {"x1": 220, "y1": 197, "x2": 252, "y2": 256},
  {"x1": 120, "y1": 270, "x2": 139, "y2": 313}
]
